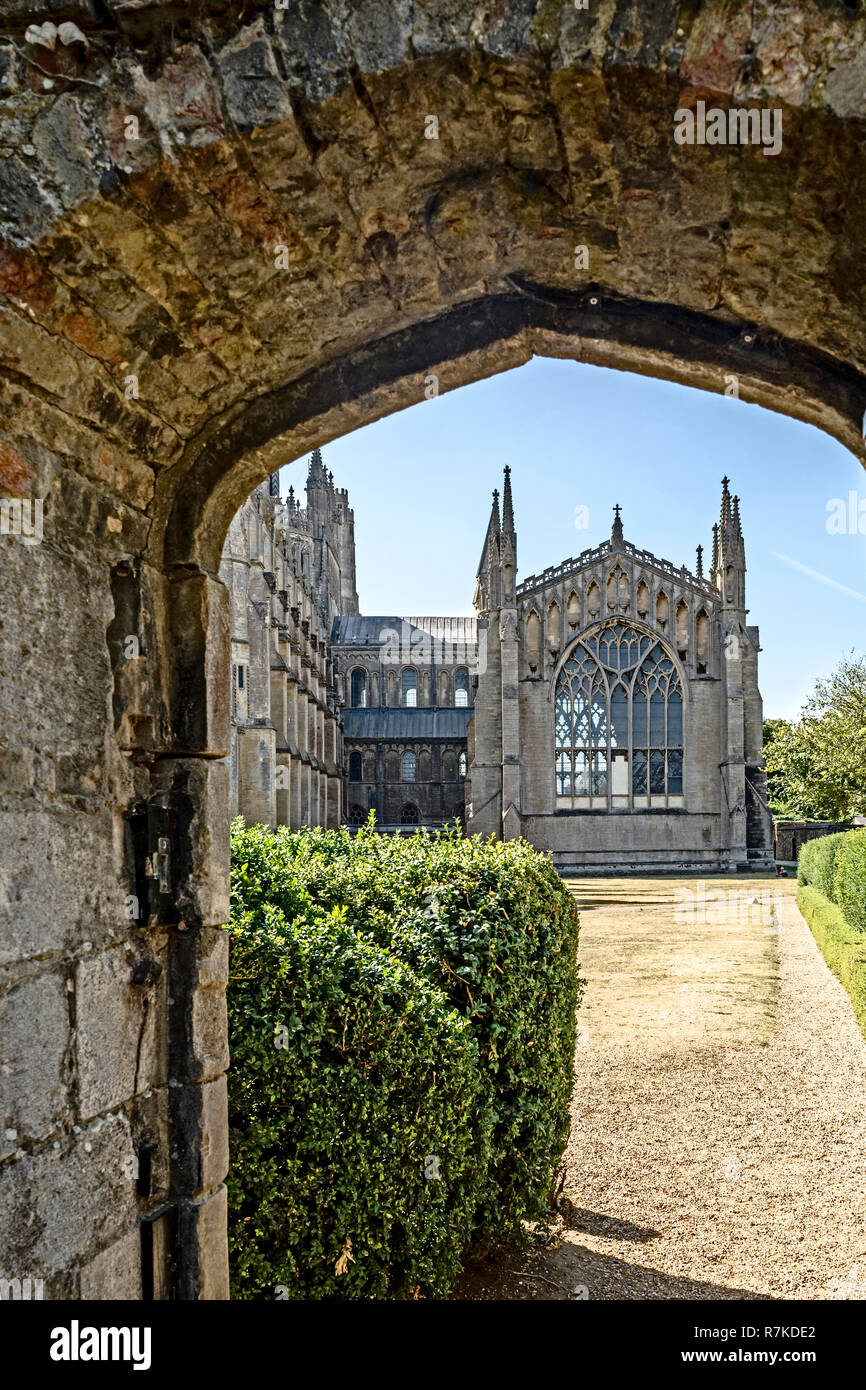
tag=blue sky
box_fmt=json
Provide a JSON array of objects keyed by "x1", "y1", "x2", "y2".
[{"x1": 280, "y1": 357, "x2": 866, "y2": 720}]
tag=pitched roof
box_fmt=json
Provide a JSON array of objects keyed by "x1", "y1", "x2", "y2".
[
  {"x1": 331, "y1": 615, "x2": 477, "y2": 647},
  {"x1": 341, "y1": 708, "x2": 472, "y2": 740}
]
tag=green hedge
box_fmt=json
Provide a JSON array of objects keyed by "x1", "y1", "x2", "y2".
[
  {"x1": 228, "y1": 820, "x2": 582, "y2": 1297},
  {"x1": 798, "y1": 831, "x2": 848, "y2": 899},
  {"x1": 227, "y1": 893, "x2": 485, "y2": 1300},
  {"x1": 834, "y1": 833, "x2": 866, "y2": 933},
  {"x1": 798, "y1": 828, "x2": 866, "y2": 933},
  {"x1": 797, "y1": 886, "x2": 866, "y2": 1039}
]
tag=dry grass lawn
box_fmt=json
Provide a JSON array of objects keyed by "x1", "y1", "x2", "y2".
[{"x1": 572, "y1": 876, "x2": 780, "y2": 1049}]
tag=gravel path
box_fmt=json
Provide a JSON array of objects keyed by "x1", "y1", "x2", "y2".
[{"x1": 457, "y1": 877, "x2": 866, "y2": 1300}]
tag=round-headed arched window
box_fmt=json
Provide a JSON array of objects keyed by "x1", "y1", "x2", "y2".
[
  {"x1": 554, "y1": 623, "x2": 683, "y2": 809},
  {"x1": 401, "y1": 668, "x2": 417, "y2": 707},
  {"x1": 454, "y1": 667, "x2": 470, "y2": 707},
  {"x1": 348, "y1": 751, "x2": 362, "y2": 782},
  {"x1": 350, "y1": 667, "x2": 367, "y2": 708},
  {"x1": 402, "y1": 751, "x2": 416, "y2": 782}
]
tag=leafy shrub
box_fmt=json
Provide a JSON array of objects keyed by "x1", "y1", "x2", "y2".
[
  {"x1": 798, "y1": 831, "x2": 847, "y2": 899},
  {"x1": 227, "y1": 878, "x2": 485, "y2": 1299},
  {"x1": 833, "y1": 831, "x2": 866, "y2": 933},
  {"x1": 798, "y1": 828, "x2": 866, "y2": 934},
  {"x1": 228, "y1": 819, "x2": 582, "y2": 1295},
  {"x1": 797, "y1": 885, "x2": 866, "y2": 1039}
]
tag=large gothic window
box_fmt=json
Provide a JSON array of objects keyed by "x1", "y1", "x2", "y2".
[{"x1": 554, "y1": 624, "x2": 684, "y2": 809}]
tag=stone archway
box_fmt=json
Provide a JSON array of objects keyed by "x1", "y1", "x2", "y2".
[{"x1": 2, "y1": 0, "x2": 866, "y2": 1300}]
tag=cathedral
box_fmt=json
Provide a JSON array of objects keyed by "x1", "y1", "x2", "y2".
[
  {"x1": 468, "y1": 468, "x2": 773, "y2": 873},
  {"x1": 222, "y1": 452, "x2": 773, "y2": 873}
]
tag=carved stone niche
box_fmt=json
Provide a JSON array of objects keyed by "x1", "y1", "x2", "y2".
[{"x1": 636, "y1": 579, "x2": 649, "y2": 619}]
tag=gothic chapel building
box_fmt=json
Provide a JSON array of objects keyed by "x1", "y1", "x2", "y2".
[
  {"x1": 223, "y1": 454, "x2": 772, "y2": 873},
  {"x1": 467, "y1": 469, "x2": 773, "y2": 872}
]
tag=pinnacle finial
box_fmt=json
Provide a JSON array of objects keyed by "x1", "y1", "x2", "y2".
[
  {"x1": 720, "y1": 475, "x2": 732, "y2": 530},
  {"x1": 502, "y1": 466, "x2": 515, "y2": 532},
  {"x1": 611, "y1": 502, "x2": 624, "y2": 545},
  {"x1": 696, "y1": 543, "x2": 704, "y2": 579}
]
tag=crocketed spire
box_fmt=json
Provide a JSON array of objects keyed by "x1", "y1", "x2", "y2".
[
  {"x1": 720, "y1": 475, "x2": 732, "y2": 532},
  {"x1": 502, "y1": 466, "x2": 515, "y2": 534},
  {"x1": 477, "y1": 487, "x2": 501, "y2": 578}
]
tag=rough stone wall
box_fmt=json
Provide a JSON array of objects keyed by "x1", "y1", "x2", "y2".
[
  {"x1": 0, "y1": 0, "x2": 864, "y2": 1300},
  {"x1": 774, "y1": 819, "x2": 851, "y2": 864}
]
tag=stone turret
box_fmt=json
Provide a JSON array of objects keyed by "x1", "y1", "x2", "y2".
[
  {"x1": 468, "y1": 468, "x2": 522, "y2": 841},
  {"x1": 713, "y1": 475, "x2": 746, "y2": 618},
  {"x1": 708, "y1": 478, "x2": 770, "y2": 867}
]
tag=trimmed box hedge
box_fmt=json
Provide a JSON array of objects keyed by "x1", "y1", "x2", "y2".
[
  {"x1": 228, "y1": 820, "x2": 582, "y2": 1298},
  {"x1": 798, "y1": 831, "x2": 848, "y2": 901},
  {"x1": 798, "y1": 828, "x2": 866, "y2": 933},
  {"x1": 797, "y1": 885, "x2": 866, "y2": 1039},
  {"x1": 834, "y1": 833, "x2": 866, "y2": 934}
]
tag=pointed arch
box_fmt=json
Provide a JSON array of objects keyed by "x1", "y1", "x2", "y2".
[
  {"x1": 656, "y1": 589, "x2": 669, "y2": 631},
  {"x1": 525, "y1": 609, "x2": 542, "y2": 673},
  {"x1": 675, "y1": 599, "x2": 689, "y2": 650},
  {"x1": 567, "y1": 590, "x2": 580, "y2": 630},
  {"x1": 553, "y1": 620, "x2": 685, "y2": 810},
  {"x1": 547, "y1": 600, "x2": 561, "y2": 652},
  {"x1": 696, "y1": 609, "x2": 710, "y2": 672}
]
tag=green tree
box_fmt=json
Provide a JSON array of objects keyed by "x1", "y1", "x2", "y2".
[{"x1": 763, "y1": 655, "x2": 866, "y2": 821}]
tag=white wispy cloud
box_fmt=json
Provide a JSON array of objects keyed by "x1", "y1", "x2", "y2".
[{"x1": 773, "y1": 553, "x2": 866, "y2": 603}]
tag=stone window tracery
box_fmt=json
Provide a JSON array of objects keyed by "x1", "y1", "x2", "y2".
[{"x1": 554, "y1": 623, "x2": 684, "y2": 809}]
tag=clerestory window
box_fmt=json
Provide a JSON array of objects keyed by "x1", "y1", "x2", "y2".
[
  {"x1": 350, "y1": 668, "x2": 367, "y2": 708},
  {"x1": 401, "y1": 668, "x2": 417, "y2": 707},
  {"x1": 554, "y1": 624, "x2": 684, "y2": 809}
]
